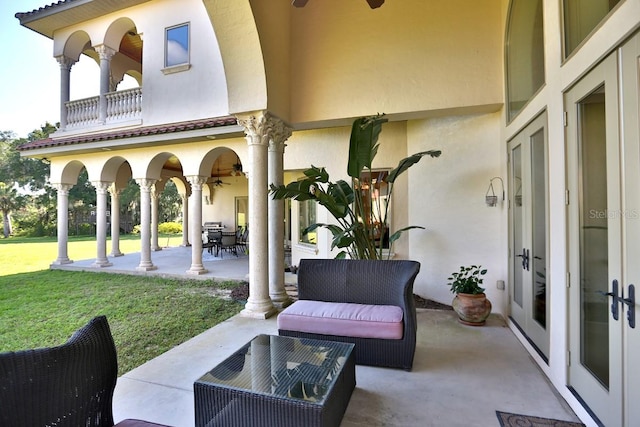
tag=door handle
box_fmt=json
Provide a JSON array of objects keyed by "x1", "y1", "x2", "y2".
[
  {"x1": 622, "y1": 284, "x2": 635, "y2": 329},
  {"x1": 596, "y1": 279, "x2": 619, "y2": 321},
  {"x1": 516, "y1": 248, "x2": 530, "y2": 271}
]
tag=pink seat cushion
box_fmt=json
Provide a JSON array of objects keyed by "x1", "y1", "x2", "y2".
[
  {"x1": 277, "y1": 300, "x2": 404, "y2": 339},
  {"x1": 115, "y1": 419, "x2": 171, "y2": 427}
]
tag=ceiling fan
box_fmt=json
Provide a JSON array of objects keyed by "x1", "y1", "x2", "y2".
[
  {"x1": 292, "y1": 0, "x2": 384, "y2": 8},
  {"x1": 211, "y1": 166, "x2": 231, "y2": 187}
]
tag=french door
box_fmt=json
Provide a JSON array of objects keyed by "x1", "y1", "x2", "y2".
[
  {"x1": 566, "y1": 32, "x2": 640, "y2": 427},
  {"x1": 508, "y1": 112, "x2": 549, "y2": 359}
]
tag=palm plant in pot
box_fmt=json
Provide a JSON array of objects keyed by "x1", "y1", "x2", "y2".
[{"x1": 447, "y1": 265, "x2": 492, "y2": 326}]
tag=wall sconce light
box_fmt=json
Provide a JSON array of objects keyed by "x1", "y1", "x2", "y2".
[{"x1": 485, "y1": 177, "x2": 504, "y2": 207}]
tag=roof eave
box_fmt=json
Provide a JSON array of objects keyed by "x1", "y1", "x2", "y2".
[{"x1": 15, "y1": 0, "x2": 152, "y2": 39}]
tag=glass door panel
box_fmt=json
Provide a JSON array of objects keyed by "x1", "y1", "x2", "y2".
[
  {"x1": 531, "y1": 129, "x2": 546, "y2": 329},
  {"x1": 578, "y1": 88, "x2": 609, "y2": 386},
  {"x1": 566, "y1": 53, "x2": 622, "y2": 427},
  {"x1": 511, "y1": 144, "x2": 524, "y2": 309},
  {"x1": 508, "y1": 112, "x2": 549, "y2": 358}
]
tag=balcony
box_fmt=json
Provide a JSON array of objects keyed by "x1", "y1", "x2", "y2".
[{"x1": 64, "y1": 87, "x2": 142, "y2": 130}]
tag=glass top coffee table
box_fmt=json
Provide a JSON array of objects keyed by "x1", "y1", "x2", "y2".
[{"x1": 194, "y1": 334, "x2": 356, "y2": 427}]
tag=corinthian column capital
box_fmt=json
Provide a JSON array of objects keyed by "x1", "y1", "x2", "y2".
[
  {"x1": 135, "y1": 178, "x2": 157, "y2": 192},
  {"x1": 92, "y1": 181, "x2": 110, "y2": 194},
  {"x1": 185, "y1": 175, "x2": 208, "y2": 191},
  {"x1": 269, "y1": 118, "x2": 292, "y2": 153},
  {"x1": 237, "y1": 112, "x2": 274, "y2": 147},
  {"x1": 54, "y1": 183, "x2": 74, "y2": 195},
  {"x1": 55, "y1": 56, "x2": 77, "y2": 71},
  {"x1": 94, "y1": 45, "x2": 116, "y2": 61}
]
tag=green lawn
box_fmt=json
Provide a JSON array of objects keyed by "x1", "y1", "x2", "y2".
[{"x1": 0, "y1": 235, "x2": 245, "y2": 375}]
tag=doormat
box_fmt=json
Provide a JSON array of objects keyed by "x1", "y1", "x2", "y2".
[{"x1": 496, "y1": 411, "x2": 585, "y2": 427}]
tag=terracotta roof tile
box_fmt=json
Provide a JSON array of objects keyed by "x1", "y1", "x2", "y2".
[
  {"x1": 18, "y1": 116, "x2": 239, "y2": 151},
  {"x1": 15, "y1": 1, "x2": 72, "y2": 20}
]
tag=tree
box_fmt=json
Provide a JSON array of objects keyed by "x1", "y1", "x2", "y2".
[
  {"x1": 0, "y1": 182, "x2": 25, "y2": 237},
  {"x1": 159, "y1": 180, "x2": 181, "y2": 222},
  {"x1": 0, "y1": 123, "x2": 55, "y2": 191}
]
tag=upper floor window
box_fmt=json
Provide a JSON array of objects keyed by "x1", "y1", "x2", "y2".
[
  {"x1": 563, "y1": 0, "x2": 621, "y2": 58},
  {"x1": 165, "y1": 23, "x2": 190, "y2": 69},
  {"x1": 505, "y1": 0, "x2": 545, "y2": 122}
]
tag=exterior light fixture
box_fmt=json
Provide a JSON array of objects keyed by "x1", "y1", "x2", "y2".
[{"x1": 485, "y1": 177, "x2": 504, "y2": 207}]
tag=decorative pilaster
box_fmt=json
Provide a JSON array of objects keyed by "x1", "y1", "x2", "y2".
[
  {"x1": 268, "y1": 119, "x2": 293, "y2": 307},
  {"x1": 180, "y1": 192, "x2": 190, "y2": 247},
  {"x1": 186, "y1": 176, "x2": 208, "y2": 275},
  {"x1": 95, "y1": 45, "x2": 116, "y2": 124},
  {"x1": 92, "y1": 181, "x2": 112, "y2": 267},
  {"x1": 53, "y1": 183, "x2": 73, "y2": 265},
  {"x1": 150, "y1": 184, "x2": 161, "y2": 251},
  {"x1": 108, "y1": 184, "x2": 124, "y2": 257},
  {"x1": 56, "y1": 56, "x2": 76, "y2": 130},
  {"x1": 135, "y1": 178, "x2": 157, "y2": 271},
  {"x1": 237, "y1": 112, "x2": 277, "y2": 319}
]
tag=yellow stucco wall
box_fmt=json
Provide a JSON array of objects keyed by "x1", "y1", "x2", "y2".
[{"x1": 287, "y1": 0, "x2": 504, "y2": 124}]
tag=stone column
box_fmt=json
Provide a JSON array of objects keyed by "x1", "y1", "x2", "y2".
[
  {"x1": 180, "y1": 192, "x2": 190, "y2": 247},
  {"x1": 186, "y1": 176, "x2": 208, "y2": 275},
  {"x1": 92, "y1": 181, "x2": 112, "y2": 267},
  {"x1": 95, "y1": 45, "x2": 116, "y2": 124},
  {"x1": 108, "y1": 184, "x2": 123, "y2": 257},
  {"x1": 56, "y1": 56, "x2": 76, "y2": 130},
  {"x1": 151, "y1": 184, "x2": 161, "y2": 251},
  {"x1": 53, "y1": 183, "x2": 73, "y2": 265},
  {"x1": 237, "y1": 112, "x2": 277, "y2": 319},
  {"x1": 135, "y1": 178, "x2": 157, "y2": 271},
  {"x1": 268, "y1": 119, "x2": 293, "y2": 308}
]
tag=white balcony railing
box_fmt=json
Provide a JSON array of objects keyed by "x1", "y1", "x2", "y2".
[{"x1": 64, "y1": 87, "x2": 142, "y2": 130}]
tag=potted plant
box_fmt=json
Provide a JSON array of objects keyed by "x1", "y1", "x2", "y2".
[
  {"x1": 447, "y1": 265, "x2": 492, "y2": 326},
  {"x1": 270, "y1": 114, "x2": 441, "y2": 260}
]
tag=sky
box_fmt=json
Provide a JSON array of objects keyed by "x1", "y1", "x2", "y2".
[{"x1": 1, "y1": 1, "x2": 105, "y2": 139}]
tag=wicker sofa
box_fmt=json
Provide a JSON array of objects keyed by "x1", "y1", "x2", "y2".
[
  {"x1": 0, "y1": 316, "x2": 169, "y2": 427},
  {"x1": 278, "y1": 258, "x2": 420, "y2": 371}
]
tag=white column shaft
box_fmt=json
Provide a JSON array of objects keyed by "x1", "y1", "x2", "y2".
[
  {"x1": 186, "y1": 176, "x2": 207, "y2": 275},
  {"x1": 180, "y1": 193, "x2": 190, "y2": 246},
  {"x1": 136, "y1": 179, "x2": 157, "y2": 271},
  {"x1": 109, "y1": 184, "x2": 123, "y2": 257},
  {"x1": 92, "y1": 182, "x2": 112, "y2": 267},
  {"x1": 151, "y1": 186, "x2": 161, "y2": 251},
  {"x1": 56, "y1": 56, "x2": 75, "y2": 130},
  {"x1": 237, "y1": 112, "x2": 277, "y2": 319},
  {"x1": 268, "y1": 120, "x2": 292, "y2": 306},
  {"x1": 95, "y1": 46, "x2": 115, "y2": 124},
  {"x1": 53, "y1": 184, "x2": 73, "y2": 265}
]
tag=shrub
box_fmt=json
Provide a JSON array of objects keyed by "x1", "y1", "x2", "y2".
[
  {"x1": 132, "y1": 222, "x2": 182, "y2": 235},
  {"x1": 158, "y1": 222, "x2": 182, "y2": 234}
]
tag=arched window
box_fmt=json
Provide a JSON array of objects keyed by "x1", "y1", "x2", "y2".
[{"x1": 505, "y1": 0, "x2": 545, "y2": 122}]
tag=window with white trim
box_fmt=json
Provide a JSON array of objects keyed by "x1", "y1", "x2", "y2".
[{"x1": 165, "y1": 23, "x2": 190, "y2": 69}]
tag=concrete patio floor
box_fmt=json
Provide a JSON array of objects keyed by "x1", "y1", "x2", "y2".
[
  {"x1": 112, "y1": 311, "x2": 582, "y2": 427},
  {"x1": 57, "y1": 247, "x2": 582, "y2": 426}
]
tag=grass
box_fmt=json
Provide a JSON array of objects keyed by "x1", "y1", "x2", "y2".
[{"x1": 0, "y1": 234, "x2": 245, "y2": 375}]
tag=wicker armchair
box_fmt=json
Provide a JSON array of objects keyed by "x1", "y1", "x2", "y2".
[
  {"x1": 279, "y1": 258, "x2": 420, "y2": 371},
  {"x1": 0, "y1": 316, "x2": 170, "y2": 427}
]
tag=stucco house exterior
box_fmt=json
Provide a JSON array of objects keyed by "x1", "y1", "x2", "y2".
[{"x1": 14, "y1": 0, "x2": 640, "y2": 425}]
